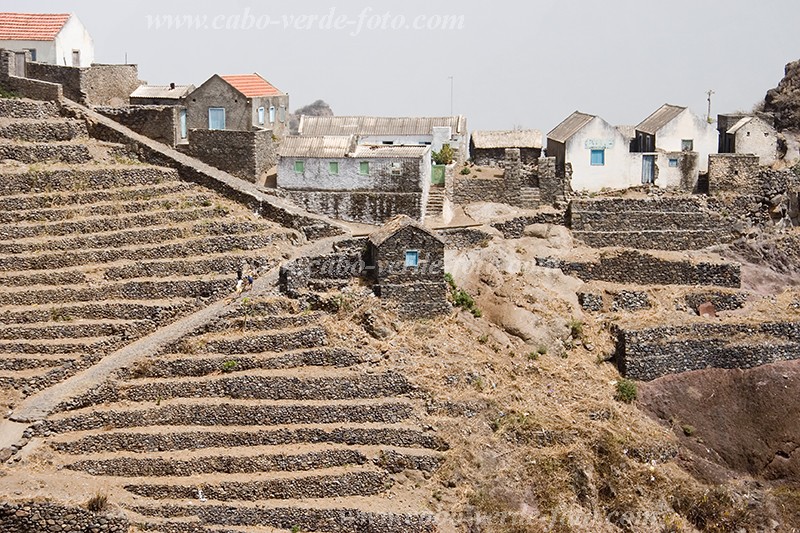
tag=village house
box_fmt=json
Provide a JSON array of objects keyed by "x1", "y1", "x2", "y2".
[
  {"x1": 130, "y1": 83, "x2": 194, "y2": 106},
  {"x1": 0, "y1": 12, "x2": 93, "y2": 68},
  {"x1": 297, "y1": 115, "x2": 469, "y2": 162},
  {"x1": 547, "y1": 111, "x2": 634, "y2": 191},
  {"x1": 366, "y1": 214, "x2": 450, "y2": 318},
  {"x1": 276, "y1": 135, "x2": 432, "y2": 224},
  {"x1": 469, "y1": 129, "x2": 543, "y2": 166},
  {"x1": 185, "y1": 73, "x2": 289, "y2": 136},
  {"x1": 718, "y1": 113, "x2": 779, "y2": 166}
]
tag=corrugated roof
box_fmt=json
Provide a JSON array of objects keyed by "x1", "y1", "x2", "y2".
[
  {"x1": 130, "y1": 84, "x2": 194, "y2": 100},
  {"x1": 368, "y1": 214, "x2": 443, "y2": 247},
  {"x1": 635, "y1": 104, "x2": 686, "y2": 135},
  {"x1": 547, "y1": 112, "x2": 595, "y2": 143},
  {"x1": 616, "y1": 125, "x2": 635, "y2": 140},
  {"x1": 220, "y1": 73, "x2": 283, "y2": 97},
  {"x1": 352, "y1": 144, "x2": 430, "y2": 158},
  {"x1": 0, "y1": 12, "x2": 70, "y2": 41},
  {"x1": 298, "y1": 115, "x2": 466, "y2": 136},
  {"x1": 726, "y1": 116, "x2": 754, "y2": 135},
  {"x1": 470, "y1": 129, "x2": 543, "y2": 149},
  {"x1": 279, "y1": 136, "x2": 356, "y2": 158}
]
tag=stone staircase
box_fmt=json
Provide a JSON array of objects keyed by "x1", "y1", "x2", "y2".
[
  {"x1": 0, "y1": 97, "x2": 297, "y2": 398},
  {"x1": 425, "y1": 186, "x2": 445, "y2": 218},
  {"x1": 40, "y1": 296, "x2": 444, "y2": 532},
  {"x1": 568, "y1": 196, "x2": 732, "y2": 250},
  {"x1": 518, "y1": 186, "x2": 541, "y2": 209}
]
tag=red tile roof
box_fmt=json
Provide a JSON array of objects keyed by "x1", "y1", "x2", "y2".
[
  {"x1": 221, "y1": 74, "x2": 282, "y2": 97},
  {"x1": 0, "y1": 13, "x2": 71, "y2": 41}
]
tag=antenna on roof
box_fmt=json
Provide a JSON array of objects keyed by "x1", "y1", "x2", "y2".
[
  {"x1": 448, "y1": 76, "x2": 454, "y2": 116},
  {"x1": 706, "y1": 89, "x2": 715, "y2": 123}
]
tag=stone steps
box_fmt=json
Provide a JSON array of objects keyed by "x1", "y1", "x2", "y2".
[
  {"x1": 0, "y1": 118, "x2": 87, "y2": 142},
  {"x1": 116, "y1": 348, "x2": 369, "y2": 380},
  {"x1": 571, "y1": 229, "x2": 728, "y2": 251},
  {"x1": 43, "y1": 399, "x2": 417, "y2": 433},
  {"x1": 425, "y1": 188, "x2": 445, "y2": 217},
  {"x1": 0, "y1": 181, "x2": 195, "y2": 213},
  {"x1": 49, "y1": 424, "x2": 448, "y2": 454},
  {"x1": 518, "y1": 186, "x2": 541, "y2": 209},
  {"x1": 0, "y1": 166, "x2": 180, "y2": 195},
  {"x1": 0, "y1": 99, "x2": 60, "y2": 119},
  {"x1": 0, "y1": 140, "x2": 92, "y2": 164}
]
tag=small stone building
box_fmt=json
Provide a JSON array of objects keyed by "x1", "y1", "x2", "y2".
[
  {"x1": 186, "y1": 73, "x2": 289, "y2": 136},
  {"x1": 469, "y1": 129, "x2": 542, "y2": 166},
  {"x1": 130, "y1": 83, "x2": 194, "y2": 106},
  {"x1": 718, "y1": 113, "x2": 779, "y2": 166},
  {"x1": 367, "y1": 215, "x2": 450, "y2": 318}
]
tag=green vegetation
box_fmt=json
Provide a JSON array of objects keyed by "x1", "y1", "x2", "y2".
[
  {"x1": 460, "y1": 166, "x2": 471, "y2": 175},
  {"x1": 568, "y1": 318, "x2": 584, "y2": 340},
  {"x1": 0, "y1": 85, "x2": 19, "y2": 99},
  {"x1": 432, "y1": 144, "x2": 455, "y2": 165},
  {"x1": 445, "y1": 272, "x2": 482, "y2": 317},
  {"x1": 615, "y1": 378, "x2": 637, "y2": 403},
  {"x1": 221, "y1": 360, "x2": 238, "y2": 373}
]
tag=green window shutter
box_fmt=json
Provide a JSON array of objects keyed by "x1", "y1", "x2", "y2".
[
  {"x1": 329, "y1": 161, "x2": 339, "y2": 174},
  {"x1": 294, "y1": 160, "x2": 304, "y2": 173},
  {"x1": 359, "y1": 161, "x2": 369, "y2": 175}
]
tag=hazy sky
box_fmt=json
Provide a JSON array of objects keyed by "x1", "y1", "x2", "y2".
[{"x1": 7, "y1": 0, "x2": 800, "y2": 132}]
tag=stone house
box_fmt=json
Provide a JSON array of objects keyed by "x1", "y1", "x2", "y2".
[
  {"x1": 632, "y1": 104, "x2": 717, "y2": 187},
  {"x1": 276, "y1": 135, "x2": 432, "y2": 224},
  {"x1": 718, "y1": 113, "x2": 779, "y2": 166},
  {"x1": 186, "y1": 73, "x2": 289, "y2": 136},
  {"x1": 547, "y1": 111, "x2": 634, "y2": 191},
  {"x1": 469, "y1": 129, "x2": 542, "y2": 166},
  {"x1": 366, "y1": 215, "x2": 450, "y2": 318},
  {"x1": 0, "y1": 12, "x2": 94, "y2": 68},
  {"x1": 130, "y1": 83, "x2": 194, "y2": 106},
  {"x1": 298, "y1": 115, "x2": 468, "y2": 163}
]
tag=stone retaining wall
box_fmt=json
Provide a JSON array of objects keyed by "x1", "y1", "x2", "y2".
[
  {"x1": 491, "y1": 211, "x2": 567, "y2": 239},
  {"x1": 536, "y1": 250, "x2": 740, "y2": 288},
  {"x1": 281, "y1": 190, "x2": 424, "y2": 225},
  {"x1": 437, "y1": 227, "x2": 492, "y2": 249},
  {"x1": 95, "y1": 105, "x2": 180, "y2": 146},
  {"x1": 0, "y1": 501, "x2": 129, "y2": 533},
  {"x1": 26, "y1": 62, "x2": 139, "y2": 106},
  {"x1": 0, "y1": 119, "x2": 86, "y2": 142},
  {"x1": 0, "y1": 142, "x2": 90, "y2": 164},
  {"x1": 182, "y1": 128, "x2": 276, "y2": 183},
  {"x1": 616, "y1": 321, "x2": 800, "y2": 380}
]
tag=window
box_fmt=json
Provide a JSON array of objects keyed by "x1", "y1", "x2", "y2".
[
  {"x1": 390, "y1": 162, "x2": 402, "y2": 176},
  {"x1": 257, "y1": 106, "x2": 265, "y2": 125},
  {"x1": 668, "y1": 158, "x2": 678, "y2": 167},
  {"x1": 329, "y1": 161, "x2": 339, "y2": 175},
  {"x1": 681, "y1": 139, "x2": 694, "y2": 151},
  {"x1": 590, "y1": 149, "x2": 605, "y2": 166},
  {"x1": 359, "y1": 161, "x2": 369, "y2": 175},
  {"x1": 179, "y1": 109, "x2": 187, "y2": 140},
  {"x1": 382, "y1": 141, "x2": 394, "y2": 145},
  {"x1": 269, "y1": 105, "x2": 276, "y2": 123},
  {"x1": 25, "y1": 48, "x2": 36, "y2": 61},
  {"x1": 405, "y1": 250, "x2": 419, "y2": 268},
  {"x1": 294, "y1": 160, "x2": 304, "y2": 173},
  {"x1": 279, "y1": 105, "x2": 286, "y2": 123},
  {"x1": 208, "y1": 107, "x2": 225, "y2": 130}
]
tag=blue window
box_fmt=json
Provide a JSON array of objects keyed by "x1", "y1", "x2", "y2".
[
  {"x1": 405, "y1": 250, "x2": 419, "y2": 268},
  {"x1": 208, "y1": 107, "x2": 225, "y2": 130},
  {"x1": 257, "y1": 106, "x2": 265, "y2": 125},
  {"x1": 269, "y1": 105, "x2": 276, "y2": 123},
  {"x1": 590, "y1": 149, "x2": 605, "y2": 166},
  {"x1": 179, "y1": 109, "x2": 187, "y2": 139},
  {"x1": 669, "y1": 158, "x2": 679, "y2": 167}
]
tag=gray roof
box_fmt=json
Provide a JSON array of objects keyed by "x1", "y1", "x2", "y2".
[
  {"x1": 279, "y1": 135, "x2": 356, "y2": 158},
  {"x1": 616, "y1": 125, "x2": 635, "y2": 140},
  {"x1": 130, "y1": 84, "x2": 194, "y2": 99},
  {"x1": 635, "y1": 104, "x2": 686, "y2": 135},
  {"x1": 547, "y1": 112, "x2": 595, "y2": 143},
  {"x1": 368, "y1": 214, "x2": 444, "y2": 247},
  {"x1": 470, "y1": 129, "x2": 543, "y2": 149},
  {"x1": 279, "y1": 136, "x2": 429, "y2": 159},
  {"x1": 726, "y1": 116, "x2": 753, "y2": 135},
  {"x1": 298, "y1": 115, "x2": 467, "y2": 136}
]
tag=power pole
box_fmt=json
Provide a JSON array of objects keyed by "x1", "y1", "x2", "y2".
[
  {"x1": 448, "y1": 76, "x2": 454, "y2": 116},
  {"x1": 706, "y1": 89, "x2": 715, "y2": 123}
]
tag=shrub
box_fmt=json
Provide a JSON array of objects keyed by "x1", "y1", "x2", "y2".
[
  {"x1": 444, "y1": 272, "x2": 456, "y2": 290},
  {"x1": 221, "y1": 360, "x2": 238, "y2": 373},
  {"x1": 460, "y1": 166, "x2": 471, "y2": 175},
  {"x1": 87, "y1": 493, "x2": 108, "y2": 512},
  {"x1": 568, "y1": 319, "x2": 584, "y2": 340},
  {"x1": 615, "y1": 379, "x2": 637, "y2": 403},
  {"x1": 432, "y1": 144, "x2": 455, "y2": 165}
]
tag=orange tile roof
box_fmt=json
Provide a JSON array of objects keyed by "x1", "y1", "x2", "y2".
[
  {"x1": 0, "y1": 12, "x2": 70, "y2": 41},
  {"x1": 221, "y1": 74, "x2": 282, "y2": 97}
]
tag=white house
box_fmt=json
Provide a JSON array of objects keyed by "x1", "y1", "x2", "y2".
[
  {"x1": 297, "y1": 115, "x2": 468, "y2": 162},
  {"x1": 718, "y1": 113, "x2": 779, "y2": 166},
  {"x1": 547, "y1": 111, "x2": 637, "y2": 192},
  {"x1": 0, "y1": 12, "x2": 94, "y2": 67}
]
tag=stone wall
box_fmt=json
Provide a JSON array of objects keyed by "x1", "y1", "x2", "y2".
[
  {"x1": 374, "y1": 282, "x2": 451, "y2": 318},
  {"x1": 26, "y1": 62, "x2": 140, "y2": 106},
  {"x1": 491, "y1": 211, "x2": 567, "y2": 239},
  {"x1": 281, "y1": 190, "x2": 424, "y2": 225},
  {"x1": 0, "y1": 50, "x2": 62, "y2": 101},
  {"x1": 536, "y1": 249, "x2": 740, "y2": 288},
  {"x1": 707, "y1": 153, "x2": 761, "y2": 194},
  {"x1": 616, "y1": 321, "x2": 800, "y2": 381},
  {"x1": 181, "y1": 128, "x2": 276, "y2": 182},
  {"x1": 437, "y1": 227, "x2": 492, "y2": 249},
  {"x1": 95, "y1": 105, "x2": 180, "y2": 146},
  {"x1": 472, "y1": 147, "x2": 541, "y2": 167},
  {"x1": 452, "y1": 175, "x2": 508, "y2": 205},
  {"x1": 0, "y1": 501, "x2": 129, "y2": 533}
]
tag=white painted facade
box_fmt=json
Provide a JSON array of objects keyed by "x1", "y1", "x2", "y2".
[
  {"x1": 730, "y1": 116, "x2": 779, "y2": 166},
  {"x1": 0, "y1": 15, "x2": 94, "y2": 67},
  {"x1": 648, "y1": 108, "x2": 716, "y2": 173}
]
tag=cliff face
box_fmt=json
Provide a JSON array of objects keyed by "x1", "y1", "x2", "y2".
[{"x1": 764, "y1": 59, "x2": 800, "y2": 131}]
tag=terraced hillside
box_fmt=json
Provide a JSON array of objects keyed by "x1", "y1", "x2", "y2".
[
  {"x1": 24, "y1": 296, "x2": 445, "y2": 532},
  {"x1": 0, "y1": 98, "x2": 297, "y2": 404}
]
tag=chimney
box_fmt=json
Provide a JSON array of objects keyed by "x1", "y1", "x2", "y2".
[{"x1": 169, "y1": 82, "x2": 176, "y2": 90}]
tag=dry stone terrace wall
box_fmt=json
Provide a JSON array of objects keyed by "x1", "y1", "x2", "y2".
[
  {"x1": 281, "y1": 190, "x2": 425, "y2": 225},
  {"x1": 616, "y1": 321, "x2": 800, "y2": 381},
  {"x1": 491, "y1": 211, "x2": 567, "y2": 239},
  {"x1": 537, "y1": 250, "x2": 741, "y2": 288},
  {"x1": 0, "y1": 119, "x2": 86, "y2": 142},
  {"x1": 181, "y1": 128, "x2": 276, "y2": 182},
  {"x1": 0, "y1": 502, "x2": 129, "y2": 533},
  {"x1": 95, "y1": 105, "x2": 180, "y2": 146},
  {"x1": 25, "y1": 62, "x2": 140, "y2": 106}
]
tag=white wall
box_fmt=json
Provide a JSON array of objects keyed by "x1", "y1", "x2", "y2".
[
  {"x1": 735, "y1": 117, "x2": 778, "y2": 166},
  {"x1": 54, "y1": 15, "x2": 94, "y2": 67},
  {"x1": 655, "y1": 109, "x2": 717, "y2": 172},
  {"x1": 0, "y1": 39, "x2": 56, "y2": 64},
  {"x1": 565, "y1": 116, "x2": 639, "y2": 191},
  {"x1": 277, "y1": 155, "x2": 428, "y2": 192}
]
